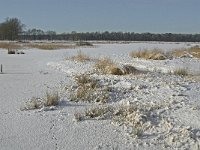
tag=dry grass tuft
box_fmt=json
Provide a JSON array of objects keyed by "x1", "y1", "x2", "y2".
[
  {"x1": 0, "y1": 42, "x2": 22, "y2": 50},
  {"x1": 21, "y1": 91, "x2": 60, "y2": 111},
  {"x1": 122, "y1": 65, "x2": 138, "y2": 75},
  {"x1": 170, "y1": 46, "x2": 200, "y2": 58},
  {"x1": 110, "y1": 67, "x2": 123, "y2": 75},
  {"x1": 26, "y1": 43, "x2": 75, "y2": 50},
  {"x1": 77, "y1": 101, "x2": 167, "y2": 138},
  {"x1": 45, "y1": 91, "x2": 60, "y2": 106},
  {"x1": 70, "y1": 50, "x2": 91, "y2": 62},
  {"x1": 94, "y1": 57, "x2": 116, "y2": 74},
  {"x1": 174, "y1": 68, "x2": 188, "y2": 76},
  {"x1": 187, "y1": 45, "x2": 200, "y2": 58},
  {"x1": 68, "y1": 74, "x2": 109, "y2": 103},
  {"x1": 20, "y1": 97, "x2": 43, "y2": 111},
  {"x1": 76, "y1": 41, "x2": 93, "y2": 46},
  {"x1": 130, "y1": 48, "x2": 167, "y2": 60}
]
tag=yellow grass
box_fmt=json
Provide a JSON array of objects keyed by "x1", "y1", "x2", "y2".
[
  {"x1": 26, "y1": 43, "x2": 75, "y2": 50},
  {"x1": 0, "y1": 42, "x2": 22, "y2": 50},
  {"x1": 130, "y1": 48, "x2": 166, "y2": 60},
  {"x1": 171, "y1": 46, "x2": 200, "y2": 58},
  {"x1": 70, "y1": 50, "x2": 91, "y2": 62}
]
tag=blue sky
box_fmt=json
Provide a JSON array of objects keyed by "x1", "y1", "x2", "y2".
[{"x1": 0, "y1": 0, "x2": 199, "y2": 33}]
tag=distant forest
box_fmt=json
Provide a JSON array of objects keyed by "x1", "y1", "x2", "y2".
[{"x1": 0, "y1": 18, "x2": 200, "y2": 42}]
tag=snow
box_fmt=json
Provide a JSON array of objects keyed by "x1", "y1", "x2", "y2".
[{"x1": 1, "y1": 42, "x2": 200, "y2": 150}]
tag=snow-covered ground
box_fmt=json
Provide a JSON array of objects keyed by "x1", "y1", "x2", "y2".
[{"x1": 1, "y1": 42, "x2": 200, "y2": 150}]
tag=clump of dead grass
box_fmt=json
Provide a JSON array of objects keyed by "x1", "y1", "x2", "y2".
[
  {"x1": 68, "y1": 74, "x2": 109, "y2": 103},
  {"x1": 173, "y1": 68, "x2": 188, "y2": 76},
  {"x1": 130, "y1": 48, "x2": 167, "y2": 60},
  {"x1": 70, "y1": 50, "x2": 91, "y2": 62},
  {"x1": 0, "y1": 42, "x2": 22, "y2": 50},
  {"x1": 20, "y1": 97, "x2": 43, "y2": 111},
  {"x1": 170, "y1": 45, "x2": 200, "y2": 58},
  {"x1": 94, "y1": 57, "x2": 122, "y2": 75},
  {"x1": 26, "y1": 43, "x2": 75, "y2": 50},
  {"x1": 45, "y1": 91, "x2": 60, "y2": 106},
  {"x1": 75, "y1": 101, "x2": 167, "y2": 138},
  {"x1": 21, "y1": 91, "x2": 60, "y2": 111},
  {"x1": 76, "y1": 41, "x2": 93, "y2": 46}
]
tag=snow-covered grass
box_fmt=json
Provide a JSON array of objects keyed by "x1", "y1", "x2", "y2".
[
  {"x1": 69, "y1": 50, "x2": 91, "y2": 62},
  {"x1": 1, "y1": 42, "x2": 200, "y2": 150}
]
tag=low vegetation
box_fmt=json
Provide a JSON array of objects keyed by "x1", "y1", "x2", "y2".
[
  {"x1": 45, "y1": 91, "x2": 60, "y2": 106},
  {"x1": 68, "y1": 74, "x2": 109, "y2": 103},
  {"x1": 70, "y1": 50, "x2": 91, "y2": 62},
  {"x1": 21, "y1": 91, "x2": 60, "y2": 111},
  {"x1": 130, "y1": 48, "x2": 167, "y2": 60},
  {"x1": 26, "y1": 43, "x2": 75, "y2": 50},
  {"x1": 76, "y1": 41, "x2": 93, "y2": 46},
  {"x1": 94, "y1": 57, "x2": 117, "y2": 74},
  {"x1": 173, "y1": 68, "x2": 188, "y2": 76},
  {"x1": 74, "y1": 101, "x2": 167, "y2": 138},
  {"x1": 0, "y1": 42, "x2": 22, "y2": 50}
]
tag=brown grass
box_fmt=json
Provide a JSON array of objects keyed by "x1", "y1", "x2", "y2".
[
  {"x1": 130, "y1": 48, "x2": 167, "y2": 60},
  {"x1": 187, "y1": 46, "x2": 200, "y2": 58},
  {"x1": 94, "y1": 57, "x2": 116, "y2": 74},
  {"x1": 70, "y1": 50, "x2": 91, "y2": 62},
  {"x1": 174, "y1": 68, "x2": 188, "y2": 76},
  {"x1": 68, "y1": 74, "x2": 109, "y2": 103},
  {"x1": 170, "y1": 46, "x2": 200, "y2": 58},
  {"x1": 0, "y1": 42, "x2": 22, "y2": 50},
  {"x1": 45, "y1": 91, "x2": 60, "y2": 106},
  {"x1": 26, "y1": 43, "x2": 75, "y2": 50}
]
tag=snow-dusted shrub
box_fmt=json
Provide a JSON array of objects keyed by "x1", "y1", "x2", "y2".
[
  {"x1": 68, "y1": 74, "x2": 109, "y2": 103},
  {"x1": 94, "y1": 57, "x2": 116, "y2": 74},
  {"x1": 130, "y1": 48, "x2": 167, "y2": 60},
  {"x1": 110, "y1": 67, "x2": 123, "y2": 75},
  {"x1": 20, "y1": 97, "x2": 43, "y2": 110},
  {"x1": 45, "y1": 91, "x2": 60, "y2": 106},
  {"x1": 70, "y1": 50, "x2": 91, "y2": 62},
  {"x1": 174, "y1": 68, "x2": 188, "y2": 76}
]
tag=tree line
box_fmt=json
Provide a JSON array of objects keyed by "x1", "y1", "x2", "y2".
[{"x1": 1, "y1": 18, "x2": 200, "y2": 42}]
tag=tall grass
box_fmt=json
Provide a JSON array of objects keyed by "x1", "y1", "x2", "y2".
[{"x1": 130, "y1": 48, "x2": 167, "y2": 60}]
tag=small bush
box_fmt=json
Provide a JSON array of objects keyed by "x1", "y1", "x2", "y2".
[
  {"x1": 45, "y1": 91, "x2": 60, "y2": 106},
  {"x1": 20, "y1": 97, "x2": 43, "y2": 111},
  {"x1": 174, "y1": 68, "x2": 188, "y2": 76},
  {"x1": 94, "y1": 57, "x2": 116, "y2": 74},
  {"x1": 122, "y1": 65, "x2": 138, "y2": 75},
  {"x1": 76, "y1": 41, "x2": 93, "y2": 46},
  {"x1": 85, "y1": 105, "x2": 114, "y2": 119},
  {"x1": 130, "y1": 48, "x2": 167, "y2": 60},
  {"x1": 110, "y1": 67, "x2": 123, "y2": 75},
  {"x1": 26, "y1": 43, "x2": 75, "y2": 50},
  {"x1": 70, "y1": 50, "x2": 91, "y2": 62},
  {"x1": 68, "y1": 74, "x2": 109, "y2": 103}
]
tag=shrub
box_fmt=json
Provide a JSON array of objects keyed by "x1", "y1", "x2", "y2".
[
  {"x1": 174, "y1": 68, "x2": 188, "y2": 76},
  {"x1": 110, "y1": 67, "x2": 123, "y2": 75},
  {"x1": 45, "y1": 91, "x2": 60, "y2": 106},
  {"x1": 26, "y1": 43, "x2": 75, "y2": 50},
  {"x1": 20, "y1": 97, "x2": 43, "y2": 110},
  {"x1": 70, "y1": 50, "x2": 91, "y2": 62},
  {"x1": 76, "y1": 41, "x2": 93, "y2": 46},
  {"x1": 94, "y1": 57, "x2": 116, "y2": 74},
  {"x1": 68, "y1": 74, "x2": 109, "y2": 103},
  {"x1": 122, "y1": 65, "x2": 138, "y2": 75},
  {"x1": 130, "y1": 48, "x2": 167, "y2": 60}
]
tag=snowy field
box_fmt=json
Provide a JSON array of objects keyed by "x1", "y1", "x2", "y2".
[{"x1": 0, "y1": 42, "x2": 200, "y2": 150}]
